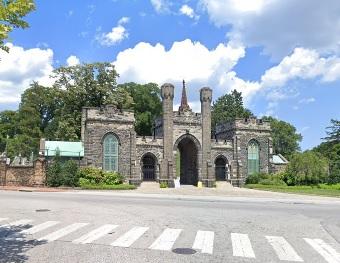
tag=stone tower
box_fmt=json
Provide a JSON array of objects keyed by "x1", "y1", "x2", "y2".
[
  {"x1": 200, "y1": 87, "x2": 214, "y2": 187},
  {"x1": 160, "y1": 83, "x2": 175, "y2": 186}
]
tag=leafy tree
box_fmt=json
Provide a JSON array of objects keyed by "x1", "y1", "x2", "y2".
[
  {"x1": 323, "y1": 119, "x2": 340, "y2": 143},
  {"x1": 284, "y1": 151, "x2": 329, "y2": 186},
  {"x1": 262, "y1": 116, "x2": 302, "y2": 158},
  {"x1": 46, "y1": 151, "x2": 62, "y2": 187},
  {"x1": 212, "y1": 89, "x2": 253, "y2": 132},
  {"x1": 119, "y1": 82, "x2": 162, "y2": 135},
  {"x1": 0, "y1": 0, "x2": 35, "y2": 52},
  {"x1": 51, "y1": 62, "x2": 132, "y2": 139}
]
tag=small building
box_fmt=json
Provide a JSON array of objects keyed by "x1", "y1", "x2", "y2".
[{"x1": 81, "y1": 82, "x2": 288, "y2": 187}]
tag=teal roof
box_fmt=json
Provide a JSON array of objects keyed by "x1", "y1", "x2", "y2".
[
  {"x1": 44, "y1": 141, "x2": 84, "y2": 157},
  {"x1": 272, "y1": 154, "x2": 288, "y2": 164}
]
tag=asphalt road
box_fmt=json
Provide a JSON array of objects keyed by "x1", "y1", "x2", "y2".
[{"x1": 0, "y1": 190, "x2": 340, "y2": 263}]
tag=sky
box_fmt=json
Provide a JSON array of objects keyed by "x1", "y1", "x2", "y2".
[{"x1": 0, "y1": 0, "x2": 339, "y2": 150}]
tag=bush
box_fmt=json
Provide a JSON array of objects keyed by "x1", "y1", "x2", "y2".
[
  {"x1": 160, "y1": 182, "x2": 168, "y2": 188},
  {"x1": 47, "y1": 159, "x2": 63, "y2": 187},
  {"x1": 62, "y1": 160, "x2": 79, "y2": 187},
  {"x1": 103, "y1": 171, "x2": 124, "y2": 185},
  {"x1": 246, "y1": 173, "x2": 268, "y2": 184},
  {"x1": 77, "y1": 167, "x2": 104, "y2": 184},
  {"x1": 79, "y1": 178, "x2": 91, "y2": 187},
  {"x1": 284, "y1": 151, "x2": 329, "y2": 186}
]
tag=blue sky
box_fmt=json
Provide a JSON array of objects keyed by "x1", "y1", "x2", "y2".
[{"x1": 1, "y1": 0, "x2": 340, "y2": 150}]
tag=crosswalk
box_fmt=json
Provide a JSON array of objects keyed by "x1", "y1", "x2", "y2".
[{"x1": 1, "y1": 217, "x2": 340, "y2": 262}]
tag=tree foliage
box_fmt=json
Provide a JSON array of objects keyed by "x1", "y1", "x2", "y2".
[
  {"x1": 212, "y1": 89, "x2": 253, "y2": 132},
  {"x1": 262, "y1": 116, "x2": 302, "y2": 158},
  {"x1": 0, "y1": 0, "x2": 35, "y2": 51},
  {"x1": 323, "y1": 119, "x2": 340, "y2": 143},
  {"x1": 118, "y1": 82, "x2": 162, "y2": 135},
  {"x1": 284, "y1": 151, "x2": 329, "y2": 186}
]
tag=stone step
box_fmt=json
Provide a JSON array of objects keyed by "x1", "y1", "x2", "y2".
[{"x1": 215, "y1": 181, "x2": 233, "y2": 189}]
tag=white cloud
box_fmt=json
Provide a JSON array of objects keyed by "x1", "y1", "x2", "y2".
[
  {"x1": 150, "y1": 0, "x2": 170, "y2": 13},
  {"x1": 66, "y1": 55, "x2": 80, "y2": 66},
  {"x1": 113, "y1": 39, "x2": 246, "y2": 101},
  {"x1": 200, "y1": 0, "x2": 340, "y2": 59},
  {"x1": 179, "y1": 4, "x2": 199, "y2": 20},
  {"x1": 98, "y1": 17, "x2": 130, "y2": 46},
  {"x1": 299, "y1": 97, "x2": 315, "y2": 104},
  {"x1": 0, "y1": 44, "x2": 54, "y2": 103}
]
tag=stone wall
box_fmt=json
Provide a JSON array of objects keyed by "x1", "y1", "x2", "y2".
[{"x1": 0, "y1": 158, "x2": 46, "y2": 186}]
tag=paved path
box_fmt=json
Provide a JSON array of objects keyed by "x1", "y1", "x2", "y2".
[{"x1": 0, "y1": 190, "x2": 340, "y2": 262}]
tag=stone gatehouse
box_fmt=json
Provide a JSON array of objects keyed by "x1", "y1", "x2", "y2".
[{"x1": 81, "y1": 82, "x2": 280, "y2": 187}]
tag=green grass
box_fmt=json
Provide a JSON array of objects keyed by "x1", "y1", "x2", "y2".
[
  {"x1": 245, "y1": 184, "x2": 340, "y2": 197},
  {"x1": 80, "y1": 183, "x2": 136, "y2": 190}
]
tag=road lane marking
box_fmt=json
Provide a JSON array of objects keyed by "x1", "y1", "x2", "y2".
[
  {"x1": 149, "y1": 228, "x2": 182, "y2": 251},
  {"x1": 111, "y1": 226, "x2": 149, "y2": 247},
  {"x1": 38, "y1": 223, "x2": 88, "y2": 242},
  {"x1": 73, "y1": 224, "x2": 118, "y2": 244},
  {"x1": 1, "y1": 219, "x2": 33, "y2": 228},
  {"x1": 304, "y1": 238, "x2": 340, "y2": 263},
  {"x1": 192, "y1": 230, "x2": 214, "y2": 254},
  {"x1": 21, "y1": 221, "x2": 60, "y2": 235},
  {"x1": 0, "y1": 218, "x2": 9, "y2": 223},
  {"x1": 231, "y1": 233, "x2": 256, "y2": 258},
  {"x1": 266, "y1": 236, "x2": 303, "y2": 262}
]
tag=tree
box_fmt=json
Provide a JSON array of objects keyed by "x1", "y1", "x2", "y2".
[
  {"x1": 52, "y1": 62, "x2": 132, "y2": 139},
  {"x1": 119, "y1": 82, "x2": 162, "y2": 136},
  {"x1": 0, "y1": 0, "x2": 35, "y2": 52},
  {"x1": 284, "y1": 151, "x2": 329, "y2": 186},
  {"x1": 262, "y1": 116, "x2": 302, "y2": 158},
  {"x1": 212, "y1": 89, "x2": 253, "y2": 132},
  {"x1": 323, "y1": 119, "x2": 340, "y2": 143}
]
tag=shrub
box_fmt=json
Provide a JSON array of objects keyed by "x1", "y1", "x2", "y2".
[
  {"x1": 160, "y1": 182, "x2": 168, "y2": 188},
  {"x1": 77, "y1": 167, "x2": 104, "y2": 184},
  {"x1": 246, "y1": 173, "x2": 268, "y2": 184},
  {"x1": 47, "y1": 152, "x2": 63, "y2": 187},
  {"x1": 79, "y1": 178, "x2": 91, "y2": 187},
  {"x1": 284, "y1": 151, "x2": 329, "y2": 186},
  {"x1": 103, "y1": 171, "x2": 124, "y2": 185},
  {"x1": 62, "y1": 160, "x2": 79, "y2": 187}
]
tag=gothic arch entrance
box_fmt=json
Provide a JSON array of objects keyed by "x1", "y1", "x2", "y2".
[
  {"x1": 141, "y1": 153, "x2": 156, "y2": 181},
  {"x1": 175, "y1": 135, "x2": 200, "y2": 186},
  {"x1": 215, "y1": 156, "x2": 227, "y2": 181}
]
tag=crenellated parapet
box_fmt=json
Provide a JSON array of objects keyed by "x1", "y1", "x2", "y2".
[{"x1": 82, "y1": 105, "x2": 135, "y2": 124}]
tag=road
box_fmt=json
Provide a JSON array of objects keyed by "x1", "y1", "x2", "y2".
[{"x1": 0, "y1": 190, "x2": 340, "y2": 263}]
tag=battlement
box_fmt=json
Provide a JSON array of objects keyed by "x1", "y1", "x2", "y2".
[
  {"x1": 136, "y1": 136, "x2": 163, "y2": 146},
  {"x1": 211, "y1": 139, "x2": 233, "y2": 149},
  {"x1": 216, "y1": 117, "x2": 271, "y2": 134},
  {"x1": 82, "y1": 105, "x2": 135, "y2": 123}
]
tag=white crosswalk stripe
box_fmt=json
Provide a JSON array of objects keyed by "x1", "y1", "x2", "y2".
[
  {"x1": 21, "y1": 221, "x2": 60, "y2": 235},
  {"x1": 304, "y1": 238, "x2": 340, "y2": 263},
  {"x1": 0, "y1": 218, "x2": 9, "y2": 223},
  {"x1": 266, "y1": 236, "x2": 303, "y2": 262},
  {"x1": 149, "y1": 228, "x2": 182, "y2": 251},
  {"x1": 192, "y1": 230, "x2": 214, "y2": 254},
  {"x1": 1, "y1": 219, "x2": 33, "y2": 228},
  {"x1": 73, "y1": 224, "x2": 118, "y2": 244},
  {"x1": 231, "y1": 233, "x2": 256, "y2": 258},
  {"x1": 38, "y1": 223, "x2": 89, "y2": 242},
  {"x1": 111, "y1": 226, "x2": 149, "y2": 247}
]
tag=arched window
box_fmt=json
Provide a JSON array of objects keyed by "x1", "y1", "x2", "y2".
[
  {"x1": 248, "y1": 140, "x2": 260, "y2": 175},
  {"x1": 103, "y1": 134, "x2": 119, "y2": 172}
]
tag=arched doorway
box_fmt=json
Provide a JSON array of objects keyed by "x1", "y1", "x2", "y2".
[
  {"x1": 215, "y1": 156, "x2": 227, "y2": 181},
  {"x1": 177, "y1": 137, "x2": 199, "y2": 185},
  {"x1": 142, "y1": 154, "x2": 156, "y2": 181}
]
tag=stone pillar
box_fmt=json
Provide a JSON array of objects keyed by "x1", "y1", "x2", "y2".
[
  {"x1": 160, "y1": 83, "x2": 175, "y2": 187},
  {"x1": 129, "y1": 128, "x2": 140, "y2": 186},
  {"x1": 0, "y1": 157, "x2": 7, "y2": 186},
  {"x1": 200, "y1": 87, "x2": 214, "y2": 187}
]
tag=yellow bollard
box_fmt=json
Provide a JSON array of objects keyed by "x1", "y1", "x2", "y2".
[{"x1": 197, "y1": 181, "x2": 203, "y2": 188}]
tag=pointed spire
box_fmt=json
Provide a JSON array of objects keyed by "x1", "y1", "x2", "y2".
[{"x1": 179, "y1": 80, "x2": 191, "y2": 112}]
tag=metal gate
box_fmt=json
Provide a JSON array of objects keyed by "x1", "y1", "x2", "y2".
[
  {"x1": 142, "y1": 155, "x2": 155, "y2": 181},
  {"x1": 215, "y1": 157, "x2": 226, "y2": 181}
]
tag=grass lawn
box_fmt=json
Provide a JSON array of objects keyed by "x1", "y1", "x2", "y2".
[
  {"x1": 80, "y1": 183, "x2": 136, "y2": 190},
  {"x1": 245, "y1": 184, "x2": 340, "y2": 197}
]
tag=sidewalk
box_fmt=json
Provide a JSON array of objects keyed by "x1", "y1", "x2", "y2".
[{"x1": 0, "y1": 185, "x2": 68, "y2": 192}]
